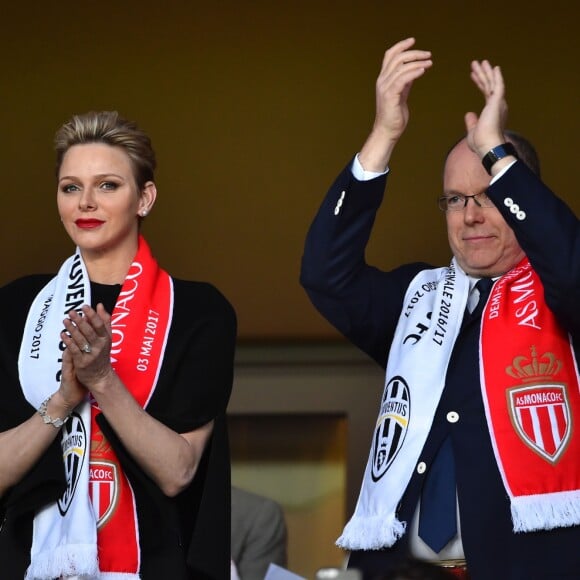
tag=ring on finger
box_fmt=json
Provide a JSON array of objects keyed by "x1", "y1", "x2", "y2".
[{"x1": 81, "y1": 343, "x2": 92, "y2": 354}]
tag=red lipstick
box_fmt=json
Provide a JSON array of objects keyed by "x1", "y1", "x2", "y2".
[{"x1": 75, "y1": 219, "x2": 105, "y2": 229}]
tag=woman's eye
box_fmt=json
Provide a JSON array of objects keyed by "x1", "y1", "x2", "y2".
[
  {"x1": 62, "y1": 184, "x2": 80, "y2": 193},
  {"x1": 101, "y1": 181, "x2": 118, "y2": 190}
]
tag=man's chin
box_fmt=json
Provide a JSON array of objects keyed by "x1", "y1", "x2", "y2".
[{"x1": 456, "y1": 257, "x2": 502, "y2": 278}]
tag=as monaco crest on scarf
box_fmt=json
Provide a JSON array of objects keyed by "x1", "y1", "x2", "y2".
[
  {"x1": 506, "y1": 346, "x2": 571, "y2": 464},
  {"x1": 89, "y1": 460, "x2": 119, "y2": 527},
  {"x1": 371, "y1": 376, "x2": 411, "y2": 482}
]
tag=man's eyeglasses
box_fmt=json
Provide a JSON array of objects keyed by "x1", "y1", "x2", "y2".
[{"x1": 437, "y1": 191, "x2": 495, "y2": 212}]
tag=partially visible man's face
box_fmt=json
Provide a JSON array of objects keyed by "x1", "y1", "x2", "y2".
[{"x1": 443, "y1": 139, "x2": 524, "y2": 277}]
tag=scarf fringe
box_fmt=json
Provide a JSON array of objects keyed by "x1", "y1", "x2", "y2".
[
  {"x1": 25, "y1": 544, "x2": 98, "y2": 579},
  {"x1": 511, "y1": 490, "x2": 580, "y2": 532},
  {"x1": 336, "y1": 514, "x2": 406, "y2": 550}
]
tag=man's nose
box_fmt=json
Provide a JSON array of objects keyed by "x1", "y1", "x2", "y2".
[{"x1": 463, "y1": 197, "x2": 485, "y2": 222}]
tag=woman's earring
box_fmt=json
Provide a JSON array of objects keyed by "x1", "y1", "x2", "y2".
[{"x1": 140, "y1": 209, "x2": 148, "y2": 217}]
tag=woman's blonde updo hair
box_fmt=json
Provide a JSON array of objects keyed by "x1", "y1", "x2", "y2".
[{"x1": 54, "y1": 111, "x2": 156, "y2": 190}]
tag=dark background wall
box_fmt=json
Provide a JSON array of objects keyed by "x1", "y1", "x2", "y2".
[{"x1": 3, "y1": 0, "x2": 578, "y2": 339}]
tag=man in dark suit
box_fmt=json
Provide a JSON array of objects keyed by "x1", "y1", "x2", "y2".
[
  {"x1": 231, "y1": 486, "x2": 288, "y2": 579},
  {"x1": 300, "y1": 38, "x2": 580, "y2": 580}
]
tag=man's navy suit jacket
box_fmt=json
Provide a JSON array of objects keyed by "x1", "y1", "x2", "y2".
[{"x1": 300, "y1": 159, "x2": 580, "y2": 580}]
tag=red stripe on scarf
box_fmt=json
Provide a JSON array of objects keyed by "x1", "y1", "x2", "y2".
[
  {"x1": 481, "y1": 258, "x2": 580, "y2": 498},
  {"x1": 88, "y1": 236, "x2": 172, "y2": 573}
]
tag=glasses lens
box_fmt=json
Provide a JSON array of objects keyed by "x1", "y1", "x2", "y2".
[
  {"x1": 476, "y1": 191, "x2": 493, "y2": 207},
  {"x1": 439, "y1": 195, "x2": 464, "y2": 211}
]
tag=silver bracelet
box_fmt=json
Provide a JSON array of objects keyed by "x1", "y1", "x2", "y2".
[{"x1": 38, "y1": 394, "x2": 70, "y2": 428}]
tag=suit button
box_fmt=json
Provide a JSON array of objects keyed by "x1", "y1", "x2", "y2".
[
  {"x1": 417, "y1": 461, "x2": 427, "y2": 474},
  {"x1": 446, "y1": 411, "x2": 459, "y2": 423}
]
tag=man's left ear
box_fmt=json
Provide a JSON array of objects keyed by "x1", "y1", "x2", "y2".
[{"x1": 139, "y1": 181, "x2": 157, "y2": 217}]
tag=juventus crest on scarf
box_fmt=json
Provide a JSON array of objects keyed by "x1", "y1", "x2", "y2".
[
  {"x1": 18, "y1": 236, "x2": 173, "y2": 579},
  {"x1": 337, "y1": 257, "x2": 580, "y2": 551}
]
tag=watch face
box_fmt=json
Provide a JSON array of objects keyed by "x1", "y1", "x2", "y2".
[{"x1": 495, "y1": 145, "x2": 508, "y2": 157}]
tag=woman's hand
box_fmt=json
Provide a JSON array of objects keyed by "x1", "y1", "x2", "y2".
[
  {"x1": 58, "y1": 345, "x2": 88, "y2": 412},
  {"x1": 61, "y1": 303, "x2": 116, "y2": 391}
]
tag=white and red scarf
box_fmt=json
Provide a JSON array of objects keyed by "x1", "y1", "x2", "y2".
[
  {"x1": 337, "y1": 257, "x2": 580, "y2": 550},
  {"x1": 19, "y1": 236, "x2": 173, "y2": 579}
]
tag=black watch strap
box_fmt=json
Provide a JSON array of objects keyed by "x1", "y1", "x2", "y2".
[{"x1": 481, "y1": 142, "x2": 518, "y2": 175}]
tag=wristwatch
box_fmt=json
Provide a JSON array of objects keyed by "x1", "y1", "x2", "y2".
[{"x1": 481, "y1": 143, "x2": 518, "y2": 175}]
